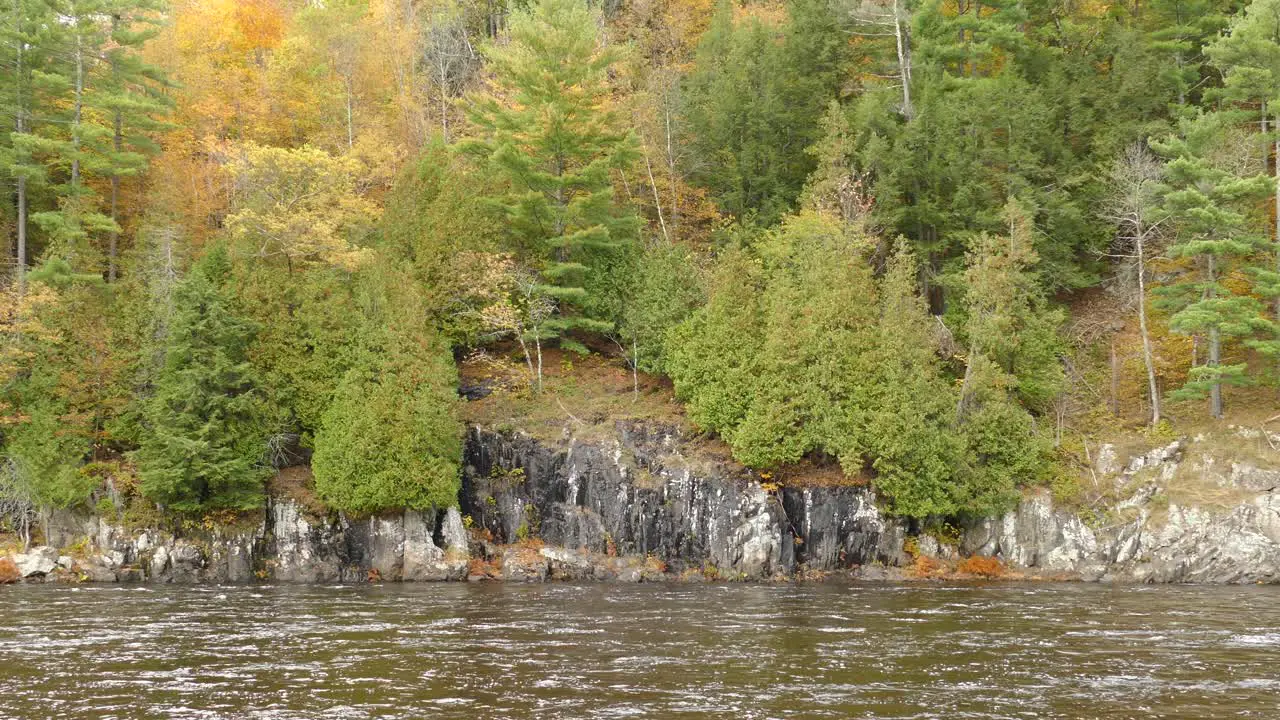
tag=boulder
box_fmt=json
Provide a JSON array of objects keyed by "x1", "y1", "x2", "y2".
[
  {"x1": 441, "y1": 507, "x2": 469, "y2": 556},
  {"x1": 78, "y1": 562, "x2": 117, "y2": 583},
  {"x1": 501, "y1": 547, "x2": 549, "y2": 582},
  {"x1": 14, "y1": 546, "x2": 59, "y2": 577},
  {"x1": 540, "y1": 547, "x2": 596, "y2": 581}
]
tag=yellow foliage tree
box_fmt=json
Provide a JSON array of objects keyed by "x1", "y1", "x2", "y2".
[{"x1": 225, "y1": 145, "x2": 378, "y2": 272}]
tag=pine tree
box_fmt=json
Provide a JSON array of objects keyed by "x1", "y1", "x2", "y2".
[
  {"x1": 1, "y1": 0, "x2": 61, "y2": 288},
  {"x1": 97, "y1": 0, "x2": 175, "y2": 281},
  {"x1": 1206, "y1": 0, "x2": 1280, "y2": 364},
  {"x1": 1147, "y1": 0, "x2": 1231, "y2": 110},
  {"x1": 463, "y1": 0, "x2": 640, "y2": 349},
  {"x1": 28, "y1": 0, "x2": 118, "y2": 268},
  {"x1": 136, "y1": 245, "x2": 268, "y2": 512},
  {"x1": 1152, "y1": 114, "x2": 1274, "y2": 417}
]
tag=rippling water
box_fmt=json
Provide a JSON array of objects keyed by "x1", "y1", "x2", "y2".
[{"x1": 2, "y1": 582, "x2": 1279, "y2": 719}]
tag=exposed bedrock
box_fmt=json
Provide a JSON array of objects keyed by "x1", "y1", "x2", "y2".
[{"x1": 7, "y1": 423, "x2": 1279, "y2": 584}]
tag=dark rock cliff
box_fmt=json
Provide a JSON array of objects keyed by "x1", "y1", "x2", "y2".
[
  {"x1": 460, "y1": 423, "x2": 906, "y2": 577},
  {"x1": 6, "y1": 421, "x2": 1280, "y2": 584}
]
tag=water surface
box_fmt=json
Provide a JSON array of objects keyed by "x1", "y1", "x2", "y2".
[{"x1": 2, "y1": 582, "x2": 1278, "y2": 719}]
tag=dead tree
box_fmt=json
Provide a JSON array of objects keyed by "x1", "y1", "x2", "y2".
[{"x1": 1102, "y1": 143, "x2": 1168, "y2": 426}]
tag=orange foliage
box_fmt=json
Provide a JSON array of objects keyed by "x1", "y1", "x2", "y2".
[
  {"x1": 0, "y1": 558, "x2": 20, "y2": 584},
  {"x1": 233, "y1": 0, "x2": 286, "y2": 54},
  {"x1": 467, "y1": 556, "x2": 500, "y2": 578},
  {"x1": 909, "y1": 555, "x2": 946, "y2": 578},
  {"x1": 956, "y1": 555, "x2": 1005, "y2": 579}
]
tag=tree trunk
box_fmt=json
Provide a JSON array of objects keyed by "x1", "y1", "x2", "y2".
[
  {"x1": 1209, "y1": 325, "x2": 1222, "y2": 418},
  {"x1": 109, "y1": 112, "x2": 122, "y2": 282},
  {"x1": 535, "y1": 334, "x2": 544, "y2": 393},
  {"x1": 1109, "y1": 338, "x2": 1120, "y2": 417},
  {"x1": 439, "y1": 62, "x2": 449, "y2": 142},
  {"x1": 643, "y1": 145, "x2": 669, "y2": 243},
  {"x1": 893, "y1": 0, "x2": 913, "y2": 121},
  {"x1": 665, "y1": 104, "x2": 678, "y2": 238},
  {"x1": 71, "y1": 12, "x2": 83, "y2": 189},
  {"x1": 1274, "y1": 112, "x2": 1279, "y2": 339},
  {"x1": 1136, "y1": 232, "x2": 1161, "y2": 426},
  {"x1": 12, "y1": 0, "x2": 24, "y2": 292},
  {"x1": 1207, "y1": 253, "x2": 1222, "y2": 419},
  {"x1": 517, "y1": 333, "x2": 537, "y2": 392},
  {"x1": 345, "y1": 74, "x2": 355, "y2": 151},
  {"x1": 108, "y1": 14, "x2": 122, "y2": 282},
  {"x1": 631, "y1": 336, "x2": 639, "y2": 401},
  {"x1": 16, "y1": 176, "x2": 26, "y2": 293}
]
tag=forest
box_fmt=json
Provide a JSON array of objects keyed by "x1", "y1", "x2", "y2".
[{"x1": 2, "y1": 0, "x2": 1280, "y2": 529}]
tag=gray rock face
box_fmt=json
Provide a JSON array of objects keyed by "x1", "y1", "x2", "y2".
[
  {"x1": 461, "y1": 422, "x2": 906, "y2": 578},
  {"x1": 14, "y1": 491, "x2": 470, "y2": 584},
  {"x1": 964, "y1": 492, "x2": 1105, "y2": 578},
  {"x1": 962, "y1": 433, "x2": 1280, "y2": 584},
  {"x1": 1127, "y1": 496, "x2": 1280, "y2": 583},
  {"x1": 262, "y1": 500, "x2": 469, "y2": 583}
]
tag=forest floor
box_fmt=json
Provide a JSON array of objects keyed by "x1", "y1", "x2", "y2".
[
  {"x1": 456, "y1": 344, "x2": 872, "y2": 489},
  {"x1": 457, "y1": 345, "x2": 689, "y2": 444}
]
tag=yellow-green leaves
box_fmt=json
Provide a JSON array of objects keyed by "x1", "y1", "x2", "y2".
[{"x1": 226, "y1": 144, "x2": 378, "y2": 272}]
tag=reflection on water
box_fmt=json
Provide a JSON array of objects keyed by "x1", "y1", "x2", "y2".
[{"x1": 2, "y1": 582, "x2": 1279, "y2": 719}]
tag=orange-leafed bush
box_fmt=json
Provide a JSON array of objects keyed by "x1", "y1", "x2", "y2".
[
  {"x1": 468, "y1": 557, "x2": 499, "y2": 578},
  {"x1": 909, "y1": 555, "x2": 945, "y2": 578},
  {"x1": 0, "y1": 558, "x2": 20, "y2": 584},
  {"x1": 644, "y1": 555, "x2": 667, "y2": 575},
  {"x1": 956, "y1": 555, "x2": 1005, "y2": 579}
]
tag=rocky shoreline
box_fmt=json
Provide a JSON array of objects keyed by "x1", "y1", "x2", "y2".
[{"x1": 4, "y1": 421, "x2": 1280, "y2": 585}]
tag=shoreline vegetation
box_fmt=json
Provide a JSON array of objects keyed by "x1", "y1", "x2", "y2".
[
  {"x1": 3, "y1": 0, "x2": 1280, "y2": 582},
  {"x1": 5, "y1": 414, "x2": 1279, "y2": 585}
]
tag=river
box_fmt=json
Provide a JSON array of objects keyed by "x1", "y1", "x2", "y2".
[{"x1": 1, "y1": 582, "x2": 1278, "y2": 719}]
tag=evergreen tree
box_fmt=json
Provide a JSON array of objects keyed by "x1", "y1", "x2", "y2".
[
  {"x1": 463, "y1": 0, "x2": 640, "y2": 349},
  {"x1": 311, "y1": 324, "x2": 462, "y2": 514},
  {"x1": 951, "y1": 202, "x2": 1060, "y2": 513},
  {"x1": 136, "y1": 245, "x2": 268, "y2": 512},
  {"x1": 27, "y1": 0, "x2": 118, "y2": 269},
  {"x1": 1147, "y1": 0, "x2": 1232, "y2": 110},
  {"x1": 682, "y1": 0, "x2": 850, "y2": 224},
  {"x1": 729, "y1": 212, "x2": 879, "y2": 469},
  {"x1": 1152, "y1": 114, "x2": 1274, "y2": 417},
  {"x1": 2, "y1": 0, "x2": 63, "y2": 287},
  {"x1": 955, "y1": 201, "x2": 1066, "y2": 417},
  {"x1": 666, "y1": 244, "x2": 766, "y2": 434},
  {"x1": 1206, "y1": 0, "x2": 1280, "y2": 363},
  {"x1": 619, "y1": 239, "x2": 704, "y2": 376},
  {"x1": 861, "y1": 240, "x2": 963, "y2": 517},
  {"x1": 96, "y1": 0, "x2": 175, "y2": 281}
]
